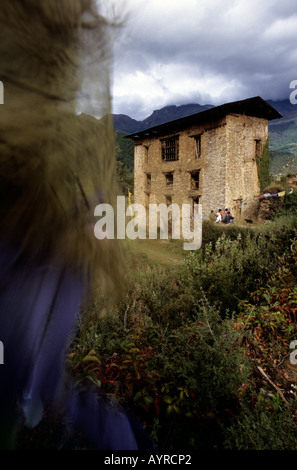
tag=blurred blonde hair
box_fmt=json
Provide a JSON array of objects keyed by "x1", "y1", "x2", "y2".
[{"x1": 0, "y1": 0, "x2": 125, "y2": 303}]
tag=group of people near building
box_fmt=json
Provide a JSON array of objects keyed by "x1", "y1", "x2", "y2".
[{"x1": 209, "y1": 208, "x2": 235, "y2": 224}]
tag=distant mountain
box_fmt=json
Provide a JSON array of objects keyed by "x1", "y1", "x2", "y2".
[
  {"x1": 267, "y1": 100, "x2": 297, "y2": 150},
  {"x1": 113, "y1": 98, "x2": 297, "y2": 175},
  {"x1": 113, "y1": 103, "x2": 213, "y2": 134},
  {"x1": 266, "y1": 99, "x2": 297, "y2": 174},
  {"x1": 112, "y1": 114, "x2": 144, "y2": 135}
]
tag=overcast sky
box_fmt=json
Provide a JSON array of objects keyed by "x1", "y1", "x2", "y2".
[{"x1": 108, "y1": 0, "x2": 297, "y2": 121}]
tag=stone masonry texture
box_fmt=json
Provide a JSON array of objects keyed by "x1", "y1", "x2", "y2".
[{"x1": 129, "y1": 98, "x2": 280, "y2": 227}]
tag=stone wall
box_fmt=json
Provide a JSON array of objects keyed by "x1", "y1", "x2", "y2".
[
  {"x1": 257, "y1": 183, "x2": 285, "y2": 222},
  {"x1": 225, "y1": 114, "x2": 268, "y2": 219},
  {"x1": 133, "y1": 112, "x2": 269, "y2": 223}
]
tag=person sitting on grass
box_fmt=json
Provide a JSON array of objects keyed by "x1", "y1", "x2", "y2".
[
  {"x1": 209, "y1": 210, "x2": 217, "y2": 222},
  {"x1": 223, "y1": 210, "x2": 234, "y2": 225},
  {"x1": 215, "y1": 209, "x2": 223, "y2": 223}
]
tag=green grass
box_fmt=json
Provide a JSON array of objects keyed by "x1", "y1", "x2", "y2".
[{"x1": 126, "y1": 238, "x2": 185, "y2": 267}]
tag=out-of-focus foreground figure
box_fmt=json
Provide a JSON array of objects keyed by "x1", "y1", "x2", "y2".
[{"x1": 0, "y1": 0, "x2": 141, "y2": 450}]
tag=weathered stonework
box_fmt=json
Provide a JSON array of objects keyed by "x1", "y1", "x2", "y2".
[
  {"x1": 257, "y1": 183, "x2": 286, "y2": 222},
  {"x1": 127, "y1": 97, "x2": 281, "y2": 224}
]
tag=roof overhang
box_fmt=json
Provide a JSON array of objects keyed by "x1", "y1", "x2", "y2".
[{"x1": 125, "y1": 96, "x2": 282, "y2": 141}]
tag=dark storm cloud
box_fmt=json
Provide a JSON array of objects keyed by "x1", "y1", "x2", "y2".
[{"x1": 111, "y1": 0, "x2": 297, "y2": 119}]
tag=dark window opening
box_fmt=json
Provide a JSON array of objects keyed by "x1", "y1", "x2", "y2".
[
  {"x1": 255, "y1": 140, "x2": 262, "y2": 159},
  {"x1": 195, "y1": 134, "x2": 202, "y2": 159},
  {"x1": 166, "y1": 195, "x2": 172, "y2": 206},
  {"x1": 165, "y1": 172, "x2": 173, "y2": 187},
  {"x1": 161, "y1": 137, "x2": 179, "y2": 161},
  {"x1": 146, "y1": 173, "x2": 151, "y2": 189},
  {"x1": 190, "y1": 170, "x2": 200, "y2": 190}
]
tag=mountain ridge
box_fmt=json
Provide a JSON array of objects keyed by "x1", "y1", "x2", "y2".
[
  {"x1": 113, "y1": 98, "x2": 297, "y2": 175},
  {"x1": 113, "y1": 103, "x2": 214, "y2": 134},
  {"x1": 113, "y1": 98, "x2": 297, "y2": 134}
]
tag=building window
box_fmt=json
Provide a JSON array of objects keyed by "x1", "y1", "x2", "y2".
[
  {"x1": 165, "y1": 172, "x2": 173, "y2": 188},
  {"x1": 190, "y1": 170, "x2": 200, "y2": 190},
  {"x1": 255, "y1": 140, "x2": 262, "y2": 159},
  {"x1": 165, "y1": 195, "x2": 172, "y2": 206},
  {"x1": 161, "y1": 136, "x2": 179, "y2": 161},
  {"x1": 146, "y1": 173, "x2": 151, "y2": 189},
  {"x1": 194, "y1": 134, "x2": 202, "y2": 159}
]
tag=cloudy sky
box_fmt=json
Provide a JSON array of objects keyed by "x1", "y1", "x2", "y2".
[{"x1": 109, "y1": 0, "x2": 297, "y2": 121}]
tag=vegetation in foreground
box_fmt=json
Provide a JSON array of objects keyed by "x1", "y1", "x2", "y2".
[
  {"x1": 61, "y1": 206, "x2": 297, "y2": 451},
  {"x1": 17, "y1": 196, "x2": 297, "y2": 450}
]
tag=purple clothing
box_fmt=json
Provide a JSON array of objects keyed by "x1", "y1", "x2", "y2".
[{"x1": 0, "y1": 241, "x2": 139, "y2": 449}]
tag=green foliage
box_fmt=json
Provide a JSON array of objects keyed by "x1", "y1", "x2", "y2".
[
  {"x1": 204, "y1": 213, "x2": 297, "y2": 258},
  {"x1": 275, "y1": 190, "x2": 297, "y2": 218},
  {"x1": 179, "y1": 231, "x2": 279, "y2": 315},
  {"x1": 223, "y1": 393, "x2": 297, "y2": 450},
  {"x1": 65, "y1": 213, "x2": 297, "y2": 450},
  {"x1": 261, "y1": 214, "x2": 297, "y2": 257},
  {"x1": 117, "y1": 265, "x2": 187, "y2": 328},
  {"x1": 116, "y1": 159, "x2": 133, "y2": 195},
  {"x1": 115, "y1": 132, "x2": 134, "y2": 171},
  {"x1": 115, "y1": 131, "x2": 134, "y2": 195},
  {"x1": 237, "y1": 284, "x2": 297, "y2": 367},
  {"x1": 219, "y1": 231, "x2": 297, "y2": 449},
  {"x1": 234, "y1": 231, "x2": 297, "y2": 367},
  {"x1": 201, "y1": 220, "x2": 255, "y2": 249},
  {"x1": 68, "y1": 300, "x2": 251, "y2": 450}
]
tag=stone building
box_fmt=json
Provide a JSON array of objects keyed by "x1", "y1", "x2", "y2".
[{"x1": 126, "y1": 96, "x2": 281, "y2": 222}]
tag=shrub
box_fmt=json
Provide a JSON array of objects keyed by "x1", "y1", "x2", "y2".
[
  {"x1": 261, "y1": 214, "x2": 297, "y2": 254},
  {"x1": 275, "y1": 190, "x2": 297, "y2": 218},
  {"x1": 223, "y1": 393, "x2": 297, "y2": 450},
  {"x1": 67, "y1": 299, "x2": 252, "y2": 450},
  {"x1": 236, "y1": 285, "x2": 297, "y2": 367},
  {"x1": 66, "y1": 214, "x2": 297, "y2": 450},
  {"x1": 201, "y1": 220, "x2": 254, "y2": 250},
  {"x1": 178, "y1": 231, "x2": 279, "y2": 316},
  {"x1": 115, "y1": 265, "x2": 189, "y2": 328}
]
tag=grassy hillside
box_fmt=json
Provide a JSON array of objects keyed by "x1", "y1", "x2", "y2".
[{"x1": 267, "y1": 100, "x2": 297, "y2": 176}]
